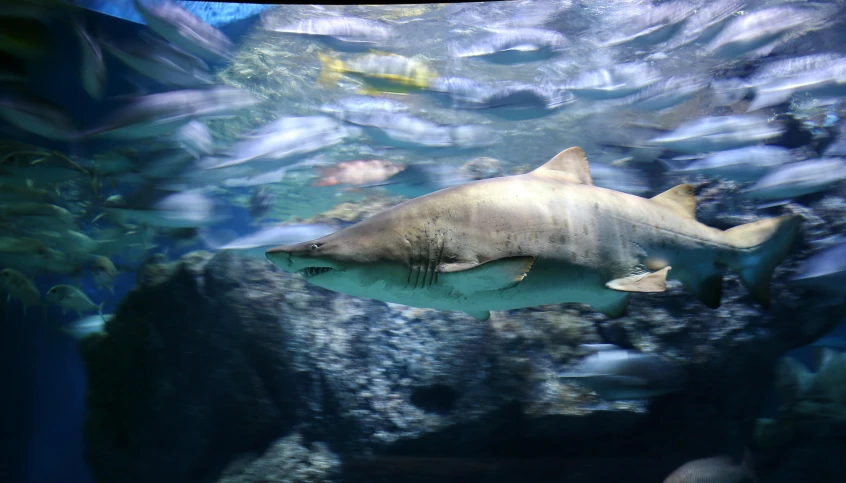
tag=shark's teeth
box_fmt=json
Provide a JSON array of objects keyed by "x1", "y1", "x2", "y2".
[{"x1": 299, "y1": 267, "x2": 333, "y2": 278}]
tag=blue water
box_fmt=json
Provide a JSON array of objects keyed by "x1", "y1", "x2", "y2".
[{"x1": 74, "y1": 0, "x2": 273, "y2": 27}]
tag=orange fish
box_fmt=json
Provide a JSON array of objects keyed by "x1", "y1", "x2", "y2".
[{"x1": 312, "y1": 159, "x2": 405, "y2": 188}]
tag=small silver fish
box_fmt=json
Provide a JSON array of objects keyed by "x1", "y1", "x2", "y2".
[
  {"x1": 647, "y1": 115, "x2": 783, "y2": 153},
  {"x1": 558, "y1": 344, "x2": 686, "y2": 401},
  {"x1": 90, "y1": 256, "x2": 119, "y2": 293},
  {"x1": 60, "y1": 313, "x2": 113, "y2": 340},
  {"x1": 133, "y1": 0, "x2": 233, "y2": 62},
  {"x1": 0, "y1": 268, "x2": 41, "y2": 314},
  {"x1": 45, "y1": 284, "x2": 103, "y2": 317},
  {"x1": 71, "y1": 16, "x2": 106, "y2": 99},
  {"x1": 663, "y1": 450, "x2": 757, "y2": 483},
  {"x1": 264, "y1": 16, "x2": 395, "y2": 52},
  {"x1": 741, "y1": 158, "x2": 846, "y2": 202}
]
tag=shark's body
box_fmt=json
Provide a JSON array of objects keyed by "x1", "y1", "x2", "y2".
[{"x1": 267, "y1": 147, "x2": 800, "y2": 320}]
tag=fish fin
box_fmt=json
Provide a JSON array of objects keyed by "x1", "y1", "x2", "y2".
[
  {"x1": 671, "y1": 261, "x2": 727, "y2": 308},
  {"x1": 97, "y1": 301, "x2": 104, "y2": 319},
  {"x1": 439, "y1": 256, "x2": 535, "y2": 291},
  {"x1": 530, "y1": 147, "x2": 594, "y2": 185},
  {"x1": 595, "y1": 292, "x2": 630, "y2": 318},
  {"x1": 606, "y1": 267, "x2": 671, "y2": 293},
  {"x1": 650, "y1": 184, "x2": 696, "y2": 219},
  {"x1": 812, "y1": 347, "x2": 839, "y2": 372},
  {"x1": 747, "y1": 89, "x2": 794, "y2": 112},
  {"x1": 465, "y1": 310, "x2": 490, "y2": 321},
  {"x1": 742, "y1": 448, "x2": 758, "y2": 483},
  {"x1": 317, "y1": 52, "x2": 344, "y2": 88},
  {"x1": 723, "y1": 214, "x2": 802, "y2": 308}
]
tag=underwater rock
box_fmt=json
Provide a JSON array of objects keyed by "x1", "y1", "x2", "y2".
[
  {"x1": 81, "y1": 214, "x2": 846, "y2": 482},
  {"x1": 216, "y1": 432, "x2": 341, "y2": 483}
]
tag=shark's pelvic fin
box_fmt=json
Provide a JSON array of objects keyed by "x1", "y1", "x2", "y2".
[
  {"x1": 440, "y1": 256, "x2": 535, "y2": 292},
  {"x1": 650, "y1": 184, "x2": 697, "y2": 219},
  {"x1": 466, "y1": 310, "x2": 491, "y2": 321},
  {"x1": 606, "y1": 266, "x2": 671, "y2": 293},
  {"x1": 530, "y1": 147, "x2": 594, "y2": 185}
]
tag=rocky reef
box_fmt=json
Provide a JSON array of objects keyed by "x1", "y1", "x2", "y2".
[{"x1": 78, "y1": 192, "x2": 846, "y2": 483}]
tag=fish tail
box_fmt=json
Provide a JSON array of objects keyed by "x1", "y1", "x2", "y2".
[
  {"x1": 316, "y1": 52, "x2": 343, "y2": 88},
  {"x1": 722, "y1": 214, "x2": 802, "y2": 308}
]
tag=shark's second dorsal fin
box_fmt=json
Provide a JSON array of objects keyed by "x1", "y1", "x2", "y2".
[
  {"x1": 531, "y1": 147, "x2": 594, "y2": 185},
  {"x1": 650, "y1": 184, "x2": 697, "y2": 219}
]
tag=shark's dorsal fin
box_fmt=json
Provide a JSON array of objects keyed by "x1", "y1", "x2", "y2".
[
  {"x1": 530, "y1": 147, "x2": 594, "y2": 185},
  {"x1": 650, "y1": 184, "x2": 696, "y2": 219}
]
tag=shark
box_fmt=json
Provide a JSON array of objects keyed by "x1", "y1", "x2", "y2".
[{"x1": 266, "y1": 147, "x2": 801, "y2": 321}]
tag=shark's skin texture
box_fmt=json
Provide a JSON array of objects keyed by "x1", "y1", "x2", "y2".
[{"x1": 267, "y1": 147, "x2": 801, "y2": 321}]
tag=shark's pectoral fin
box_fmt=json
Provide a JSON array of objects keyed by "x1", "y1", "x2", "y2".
[
  {"x1": 606, "y1": 266, "x2": 671, "y2": 293},
  {"x1": 465, "y1": 310, "x2": 491, "y2": 321},
  {"x1": 439, "y1": 256, "x2": 535, "y2": 292}
]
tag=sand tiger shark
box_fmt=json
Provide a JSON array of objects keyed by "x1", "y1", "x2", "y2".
[{"x1": 266, "y1": 147, "x2": 801, "y2": 321}]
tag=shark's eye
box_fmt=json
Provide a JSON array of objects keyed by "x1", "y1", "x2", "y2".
[{"x1": 310, "y1": 243, "x2": 321, "y2": 251}]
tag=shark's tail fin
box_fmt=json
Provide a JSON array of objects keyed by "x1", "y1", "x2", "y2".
[{"x1": 723, "y1": 214, "x2": 802, "y2": 308}]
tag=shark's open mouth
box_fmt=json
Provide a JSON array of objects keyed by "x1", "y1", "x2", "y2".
[{"x1": 299, "y1": 267, "x2": 334, "y2": 278}]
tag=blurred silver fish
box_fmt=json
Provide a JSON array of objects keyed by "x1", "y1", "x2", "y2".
[
  {"x1": 362, "y1": 162, "x2": 472, "y2": 199},
  {"x1": 435, "y1": 81, "x2": 569, "y2": 121},
  {"x1": 320, "y1": 95, "x2": 409, "y2": 119},
  {"x1": 60, "y1": 313, "x2": 113, "y2": 340},
  {"x1": 194, "y1": 116, "x2": 349, "y2": 181},
  {"x1": 45, "y1": 284, "x2": 103, "y2": 317},
  {"x1": 588, "y1": 163, "x2": 650, "y2": 196},
  {"x1": 747, "y1": 57, "x2": 846, "y2": 112},
  {"x1": 706, "y1": 4, "x2": 836, "y2": 60},
  {"x1": 558, "y1": 344, "x2": 686, "y2": 401},
  {"x1": 249, "y1": 186, "x2": 274, "y2": 221},
  {"x1": 104, "y1": 189, "x2": 229, "y2": 228},
  {"x1": 133, "y1": 0, "x2": 233, "y2": 62},
  {"x1": 0, "y1": 92, "x2": 78, "y2": 141},
  {"x1": 741, "y1": 158, "x2": 846, "y2": 202},
  {"x1": 84, "y1": 87, "x2": 260, "y2": 139},
  {"x1": 615, "y1": 75, "x2": 707, "y2": 112},
  {"x1": 175, "y1": 120, "x2": 213, "y2": 157},
  {"x1": 664, "y1": 0, "x2": 744, "y2": 51},
  {"x1": 343, "y1": 111, "x2": 494, "y2": 153},
  {"x1": 662, "y1": 450, "x2": 756, "y2": 483},
  {"x1": 263, "y1": 16, "x2": 395, "y2": 52},
  {"x1": 790, "y1": 241, "x2": 846, "y2": 294},
  {"x1": 71, "y1": 16, "x2": 106, "y2": 99},
  {"x1": 100, "y1": 30, "x2": 214, "y2": 88},
  {"x1": 646, "y1": 115, "x2": 783, "y2": 153},
  {"x1": 451, "y1": 28, "x2": 566, "y2": 64},
  {"x1": 600, "y1": 1, "x2": 694, "y2": 49},
  {"x1": 668, "y1": 146, "x2": 792, "y2": 182},
  {"x1": 567, "y1": 62, "x2": 661, "y2": 100}
]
